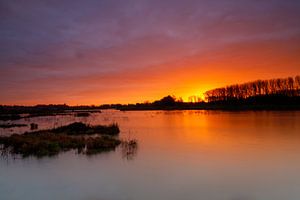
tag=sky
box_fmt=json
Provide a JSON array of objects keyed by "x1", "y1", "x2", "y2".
[{"x1": 0, "y1": 0, "x2": 300, "y2": 105}]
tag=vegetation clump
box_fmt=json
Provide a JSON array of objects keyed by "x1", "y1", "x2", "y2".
[
  {"x1": 0, "y1": 122, "x2": 122, "y2": 158},
  {"x1": 75, "y1": 112, "x2": 90, "y2": 117},
  {"x1": 30, "y1": 123, "x2": 38, "y2": 130},
  {"x1": 0, "y1": 123, "x2": 27, "y2": 129},
  {"x1": 121, "y1": 139, "x2": 138, "y2": 160},
  {"x1": 0, "y1": 114, "x2": 21, "y2": 121},
  {"x1": 52, "y1": 122, "x2": 120, "y2": 135},
  {"x1": 0, "y1": 133, "x2": 84, "y2": 157},
  {"x1": 85, "y1": 136, "x2": 121, "y2": 155}
]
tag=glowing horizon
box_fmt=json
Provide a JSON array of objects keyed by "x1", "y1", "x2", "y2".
[{"x1": 1, "y1": 0, "x2": 300, "y2": 106}]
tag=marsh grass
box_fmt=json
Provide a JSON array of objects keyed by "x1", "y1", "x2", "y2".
[
  {"x1": 121, "y1": 139, "x2": 138, "y2": 160},
  {"x1": 0, "y1": 114, "x2": 21, "y2": 121},
  {"x1": 52, "y1": 122, "x2": 120, "y2": 136},
  {"x1": 0, "y1": 122, "x2": 122, "y2": 158},
  {"x1": 30, "y1": 123, "x2": 38, "y2": 130},
  {"x1": 75, "y1": 112, "x2": 90, "y2": 117},
  {"x1": 0, "y1": 123, "x2": 27, "y2": 129}
]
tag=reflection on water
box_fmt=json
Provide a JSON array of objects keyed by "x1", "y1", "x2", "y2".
[{"x1": 1, "y1": 110, "x2": 300, "y2": 200}]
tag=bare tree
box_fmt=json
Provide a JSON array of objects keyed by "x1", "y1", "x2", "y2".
[{"x1": 204, "y1": 76, "x2": 300, "y2": 102}]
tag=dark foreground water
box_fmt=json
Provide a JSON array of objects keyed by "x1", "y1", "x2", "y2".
[{"x1": 1, "y1": 110, "x2": 300, "y2": 200}]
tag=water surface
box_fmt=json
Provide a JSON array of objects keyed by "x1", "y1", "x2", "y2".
[{"x1": 1, "y1": 110, "x2": 300, "y2": 200}]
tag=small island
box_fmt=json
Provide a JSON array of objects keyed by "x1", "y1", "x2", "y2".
[{"x1": 0, "y1": 122, "x2": 125, "y2": 158}]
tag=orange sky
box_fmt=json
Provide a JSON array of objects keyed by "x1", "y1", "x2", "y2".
[{"x1": 1, "y1": 1, "x2": 300, "y2": 105}]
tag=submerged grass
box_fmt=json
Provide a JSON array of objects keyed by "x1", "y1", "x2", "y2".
[
  {"x1": 121, "y1": 139, "x2": 138, "y2": 160},
  {"x1": 0, "y1": 122, "x2": 122, "y2": 158}
]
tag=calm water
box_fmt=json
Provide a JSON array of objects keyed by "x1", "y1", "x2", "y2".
[{"x1": 1, "y1": 110, "x2": 300, "y2": 200}]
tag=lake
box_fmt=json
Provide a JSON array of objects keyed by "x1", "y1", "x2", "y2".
[{"x1": 1, "y1": 110, "x2": 300, "y2": 200}]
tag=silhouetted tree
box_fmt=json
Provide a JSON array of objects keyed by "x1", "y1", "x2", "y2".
[
  {"x1": 204, "y1": 75, "x2": 300, "y2": 102},
  {"x1": 153, "y1": 95, "x2": 177, "y2": 106}
]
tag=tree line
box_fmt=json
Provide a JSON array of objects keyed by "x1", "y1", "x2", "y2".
[{"x1": 204, "y1": 75, "x2": 300, "y2": 102}]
